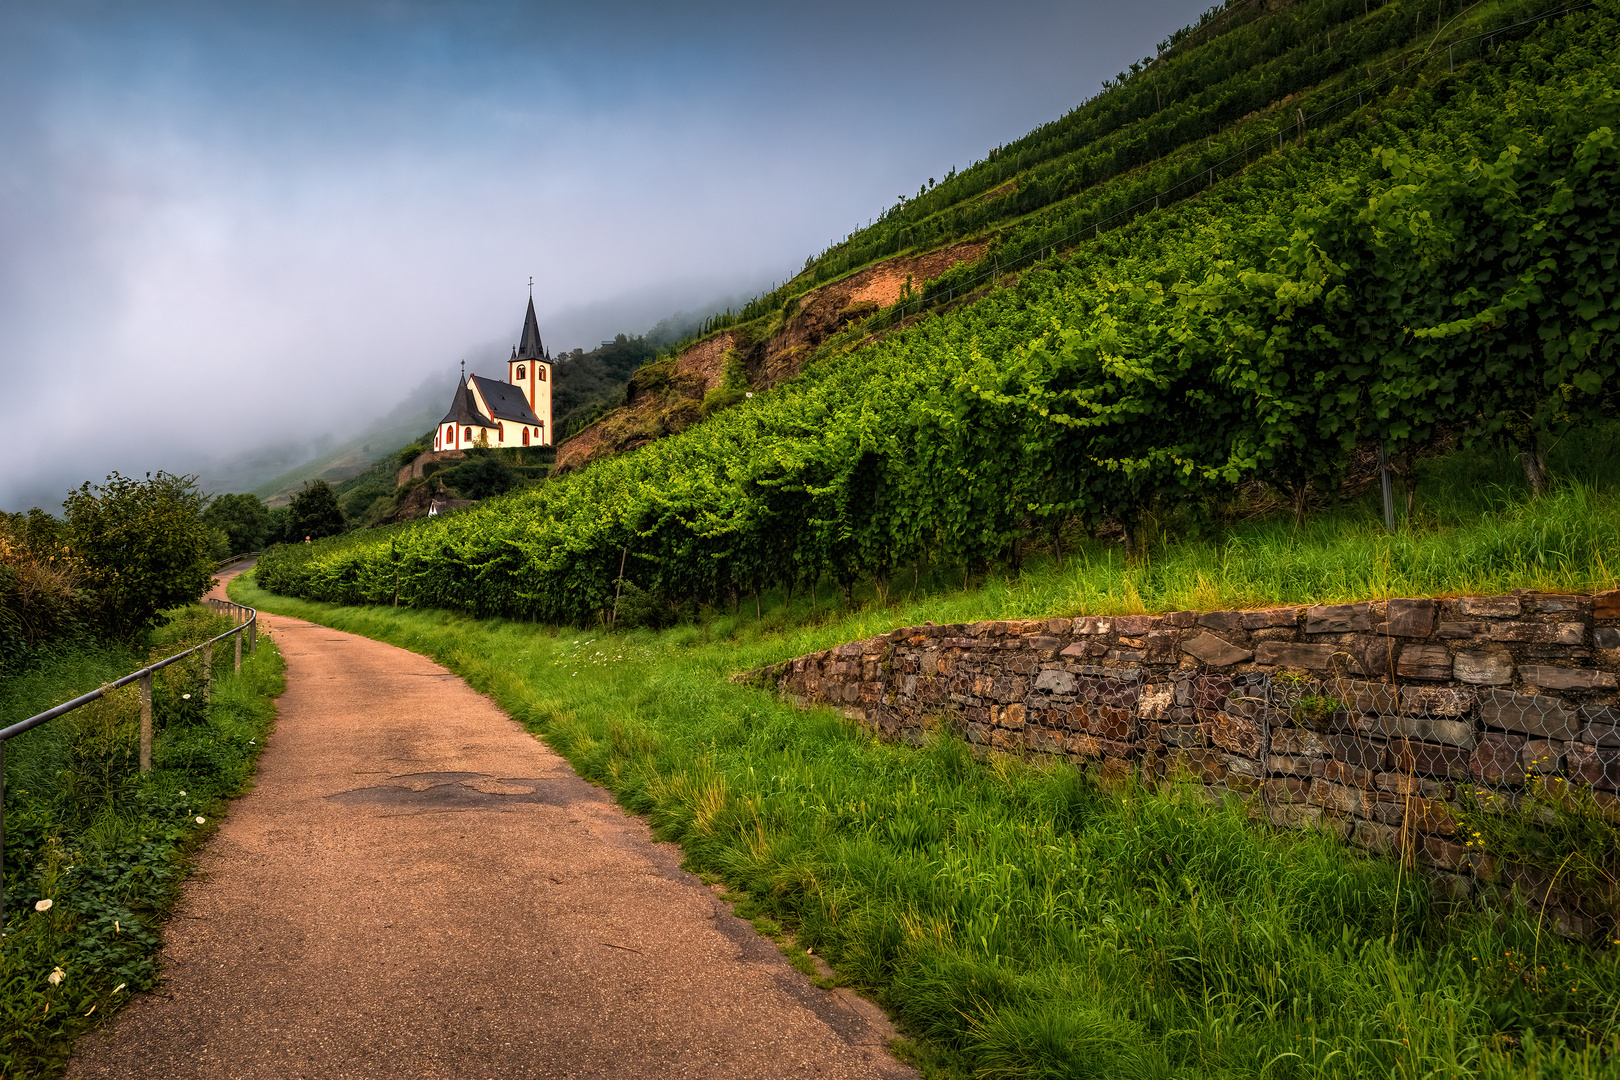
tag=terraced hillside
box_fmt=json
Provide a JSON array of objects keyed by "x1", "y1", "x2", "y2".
[
  {"x1": 259, "y1": 0, "x2": 1620, "y2": 625},
  {"x1": 556, "y1": 0, "x2": 1570, "y2": 471}
]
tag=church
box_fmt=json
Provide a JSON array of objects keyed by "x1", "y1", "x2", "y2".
[{"x1": 432, "y1": 297, "x2": 554, "y2": 452}]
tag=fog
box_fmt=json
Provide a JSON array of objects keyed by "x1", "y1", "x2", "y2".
[{"x1": 0, "y1": 0, "x2": 1211, "y2": 512}]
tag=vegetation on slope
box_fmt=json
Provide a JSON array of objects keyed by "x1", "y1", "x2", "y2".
[{"x1": 256, "y1": 6, "x2": 1620, "y2": 625}]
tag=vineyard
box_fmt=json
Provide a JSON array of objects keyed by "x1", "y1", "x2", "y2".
[{"x1": 257, "y1": 2, "x2": 1620, "y2": 625}]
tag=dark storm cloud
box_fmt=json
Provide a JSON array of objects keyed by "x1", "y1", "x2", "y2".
[{"x1": 0, "y1": 0, "x2": 1211, "y2": 511}]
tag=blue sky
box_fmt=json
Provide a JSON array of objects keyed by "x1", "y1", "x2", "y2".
[{"x1": 0, "y1": 0, "x2": 1212, "y2": 511}]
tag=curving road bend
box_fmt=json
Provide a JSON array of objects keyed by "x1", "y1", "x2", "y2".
[{"x1": 66, "y1": 567, "x2": 913, "y2": 1080}]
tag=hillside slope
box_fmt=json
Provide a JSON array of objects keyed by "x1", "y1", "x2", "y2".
[
  {"x1": 257, "y1": 0, "x2": 1620, "y2": 625},
  {"x1": 558, "y1": 0, "x2": 1554, "y2": 474}
]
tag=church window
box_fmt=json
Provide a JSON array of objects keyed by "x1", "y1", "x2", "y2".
[
  {"x1": 516, "y1": 365, "x2": 526, "y2": 380},
  {"x1": 538, "y1": 367, "x2": 547, "y2": 382},
  {"x1": 522, "y1": 429, "x2": 530, "y2": 447},
  {"x1": 464, "y1": 427, "x2": 472, "y2": 441},
  {"x1": 497, "y1": 422, "x2": 505, "y2": 441}
]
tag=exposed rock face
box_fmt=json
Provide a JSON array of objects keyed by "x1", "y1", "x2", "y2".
[{"x1": 553, "y1": 241, "x2": 987, "y2": 475}]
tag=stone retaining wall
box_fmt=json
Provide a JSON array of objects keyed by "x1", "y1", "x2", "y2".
[{"x1": 757, "y1": 589, "x2": 1620, "y2": 935}]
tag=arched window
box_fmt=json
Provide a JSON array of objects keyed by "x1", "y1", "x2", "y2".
[
  {"x1": 497, "y1": 422, "x2": 505, "y2": 441},
  {"x1": 463, "y1": 427, "x2": 472, "y2": 441},
  {"x1": 516, "y1": 365, "x2": 526, "y2": 380},
  {"x1": 522, "y1": 428, "x2": 530, "y2": 446},
  {"x1": 538, "y1": 367, "x2": 547, "y2": 382}
]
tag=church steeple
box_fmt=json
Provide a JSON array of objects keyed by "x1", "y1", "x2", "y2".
[{"x1": 516, "y1": 296, "x2": 546, "y2": 361}]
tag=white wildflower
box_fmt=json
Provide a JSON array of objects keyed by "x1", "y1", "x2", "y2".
[
  {"x1": 34, "y1": 899, "x2": 52, "y2": 913},
  {"x1": 47, "y1": 966, "x2": 66, "y2": 986},
  {"x1": 195, "y1": 816, "x2": 206, "y2": 825},
  {"x1": 182, "y1": 693, "x2": 191, "y2": 700}
]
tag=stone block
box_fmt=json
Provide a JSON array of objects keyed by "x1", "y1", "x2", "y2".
[
  {"x1": 1154, "y1": 723, "x2": 1208, "y2": 748},
  {"x1": 1271, "y1": 727, "x2": 1327, "y2": 755},
  {"x1": 1206, "y1": 713, "x2": 1264, "y2": 757},
  {"x1": 1436, "y1": 621, "x2": 1487, "y2": 639},
  {"x1": 1580, "y1": 706, "x2": 1620, "y2": 747},
  {"x1": 1196, "y1": 610, "x2": 1244, "y2": 632},
  {"x1": 1459, "y1": 595, "x2": 1521, "y2": 617},
  {"x1": 1045, "y1": 618, "x2": 1072, "y2": 635},
  {"x1": 1255, "y1": 641, "x2": 1346, "y2": 672},
  {"x1": 1312, "y1": 779, "x2": 1364, "y2": 815},
  {"x1": 1567, "y1": 743, "x2": 1620, "y2": 792},
  {"x1": 1391, "y1": 741, "x2": 1472, "y2": 780},
  {"x1": 1058, "y1": 643, "x2": 1087, "y2": 658},
  {"x1": 1115, "y1": 615, "x2": 1155, "y2": 635},
  {"x1": 1478, "y1": 690, "x2": 1580, "y2": 740},
  {"x1": 1264, "y1": 776, "x2": 1311, "y2": 803},
  {"x1": 1488, "y1": 622, "x2": 1584, "y2": 645},
  {"x1": 1074, "y1": 704, "x2": 1134, "y2": 742},
  {"x1": 1351, "y1": 820, "x2": 1401, "y2": 854},
  {"x1": 1306, "y1": 602, "x2": 1373, "y2": 634},
  {"x1": 1524, "y1": 594, "x2": 1580, "y2": 613},
  {"x1": 1357, "y1": 637, "x2": 1394, "y2": 679},
  {"x1": 1595, "y1": 589, "x2": 1620, "y2": 620},
  {"x1": 1268, "y1": 802, "x2": 1325, "y2": 830},
  {"x1": 1345, "y1": 680, "x2": 1400, "y2": 716},
  {"x1": 1162, "y1": 611, "x2": 1196, "y2": 628},
  {"x1": 1375, "y1": 771, "x2": 1422, "y2": 796},
  {"x1": 1369, "y1": 714, "x2": 1477, "y2": 748},
  {"x1": 1000, "y1": 703, "x2": 1027, "y2": 729},
  {"x1": 1470, "y1": 732, "x2": 1527, "y2": 784},
  {"x1": 1453, "y1": 649, "x2": 1515, "y2": 686},
  {"x1": 1182, "y1": 632, "x2": 1253, "y2": 667},
  {"x1": 1518, "y1": 665, "x2": 1617, "y2": 691},
  {"x1": 1136, "y1": 684, "x2": 1175, "y2": 721},
  {"x1": 1400, "y1": 686, "x2": 1474, "y2": 717},
  {"x1": 1397, "y1": 645, "x2": 1453, "y2": 680},
  {"x1": 1326, "y1": 733, "x2": 1388, "y2": 770},
  {"x1": 1105, "y1": 648, "x2": 1146, "y2": 662},
  {"x1": 1594, "y1": 627, "x2": 1620, "y2": 649},
  {"x1": 1521, "y1": 739, "x2": 1563, "y2": 773},
  {"x1": 1072, "y1": 617, "x2": 1113, "y2": 635},
  {"x1": 1034, "y1": 668, "x2": 1076, "y2": 694},
  {"x1": 1322, "y1": 758, "x2": 1374, "y2": 788},
  {"x1": 1381, "y1": 598, "x2": 1436, "y2": 638},
  {"x1": 1266, "y1": 754, "x2": 1319, "y2": 777},
  {"x1": 1192, "y1": 676, "x2": 1233, "y2": 711},
  {"x1": 1241, "y1": 607, "x2": 1300, "y2": 629}
]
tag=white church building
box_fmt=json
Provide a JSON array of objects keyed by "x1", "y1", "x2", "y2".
[{"x1": 432, "y1": 297, "x2": 554, "y2": 452}]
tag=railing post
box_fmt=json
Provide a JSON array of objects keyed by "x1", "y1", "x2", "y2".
[
  {"x1": 235, "y1": 628, "x2": 243, "y2": 674},
  {"x1": 203, "y1": 642, "x2": 214, "y2": 703},
  {"x1": 140, "y1": 672, "x2": 154, "y2": 774},
  {"x1": 249, "y1": 617, "x2": 257, "y2": 654}
]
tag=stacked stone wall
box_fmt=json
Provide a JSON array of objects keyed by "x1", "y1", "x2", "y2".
[{"x1": 758, "y1": 589, "x2": 1620, "y2": 935}]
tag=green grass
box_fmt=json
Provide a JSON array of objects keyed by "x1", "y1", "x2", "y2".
[
  {"x1": 1, "y1": 610, "x2": 285, "y2": 1079},
  {"x1": 229, "y1": 460, "x2": 1620, "y2": 1080}
]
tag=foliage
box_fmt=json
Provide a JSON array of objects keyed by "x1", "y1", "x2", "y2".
[
  {"x1": 255, "y1": 7, "x2": 1620, "y2": 628},
  {"x1": 0, "y1": 611, "x2": 284, "y2": 1079},
  {"x1": 436, "y1": 452, "x2": 520, "y2": 500},
  {"x1": 202, "y1": 492, "x2": 270, "y2": 557},
  {"x1": 61, "y1": 473, "x2": 216, "y2": 644},
  {"x1": 0, "y1": 513, "x2": 80, "y2": 672},
  {"x1": 229, "y1": 571, "x2": 1620, "y2": 1079},
  {"x1": 288, "y1": 479, "x2": 344, "y2": 542}
]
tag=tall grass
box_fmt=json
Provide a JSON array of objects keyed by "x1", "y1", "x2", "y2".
[
  {"x1": 1, "y1": 609, "x2": 285, "y2": 1079},
  {"x1": 230, "y1": 459, "x2": 1620, "y2": 1080}
]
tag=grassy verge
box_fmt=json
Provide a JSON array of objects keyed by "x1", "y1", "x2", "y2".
[
  {"x1": 231, "y1": 499, "x2": 1620, "y2": 1080},
  {"x1": 1, "y1": 608, "x2": 285, "y2": 1079}
]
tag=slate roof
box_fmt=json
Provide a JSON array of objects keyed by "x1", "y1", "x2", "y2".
[
  {"x1": 516, "y1": 296, "x2": 548, "y2": 361},
  {"x1": 438, "y1": 383, "x2": 495, "y2": 429},
  {"x1": 470, "y1": 375, "x2": 543, "y2": 426}
]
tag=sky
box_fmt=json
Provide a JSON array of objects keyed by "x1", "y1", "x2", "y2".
[{"x1": 0, "y1": 0, "x2": 1212, "y2": 512}]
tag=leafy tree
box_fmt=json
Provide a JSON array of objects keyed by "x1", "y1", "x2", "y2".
[
  {"x1": 290, "y1": 480, "x2": 345, "y2": 541},
  {"x1": 263, "y1": 505, "x2": 295, "y2": 546},
  {"x1": 203, "y1": 492, "x2": 270, "y2": 555},
  {"x1": 61, "y1": 472, "x2": 215, "y2": 643},
  {"x1": 439, "y1": 454, "x2": 519, "y2": 500}
]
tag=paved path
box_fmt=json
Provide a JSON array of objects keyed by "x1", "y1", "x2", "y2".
[{"x1": 68, "y1": 569, "x2": 912, "y2": 1080}]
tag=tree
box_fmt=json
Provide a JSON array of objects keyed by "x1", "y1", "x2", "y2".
[
  {"x1": 203, "y1": 492, "x2": 270, "y2": 555},
  {"x1": 290, "y1": 480, "x2": 345, "y2": 540},
  {"x1": 61, "y1": 472, "x2": 215, "y2": 643}
]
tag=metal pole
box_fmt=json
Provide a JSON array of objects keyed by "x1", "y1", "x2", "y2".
[
  {"x1": 1379, "y1": 442, "x2": 1396, "y2": 534},
  {"x1": 140, "y1": 673, "x2": 154, "y2": 773}
]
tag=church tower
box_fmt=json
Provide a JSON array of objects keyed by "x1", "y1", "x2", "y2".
[{"x1": 507, "y1": 295, "x2": 554, "y2": 446}]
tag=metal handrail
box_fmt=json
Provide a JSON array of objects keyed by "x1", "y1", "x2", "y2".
[{"x1": 1, "y1": 584, "x2": 259, "y2": 919}]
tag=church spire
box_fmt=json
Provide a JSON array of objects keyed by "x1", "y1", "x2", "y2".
[{"x1": 516, "y1": 296, "x2": 545, "y2": 361}]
